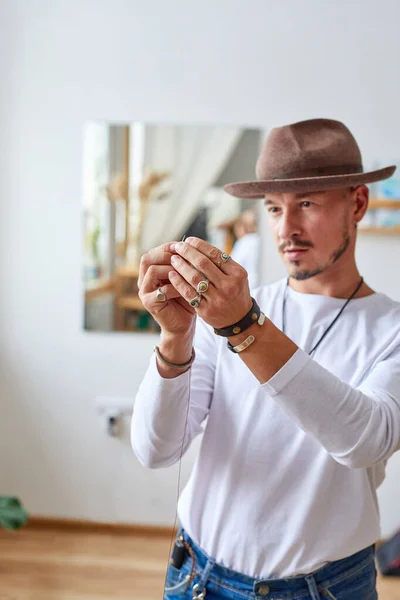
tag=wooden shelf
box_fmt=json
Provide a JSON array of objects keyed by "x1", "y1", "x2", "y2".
[
  {"x1": 85, "y1": 278, "x2": 115, "y2": 302},
  {"x1": 116, "y1": 296, "x2": 146, "y2": 311},
  {"x1": 369, "y1": 199, "x2": 400, "y2": 209},
  {"x1": 115, "y1": 265, "x2": 140, "y2": 278},
  {"x1": 363, "y1": 200, "x2": 400, "y2": 235},
  {"x1": 359, "y1": 226, "x2": 400, "y2": 235},
  {"x1": 216, "y1": 219, "x2": 236, "y2": 230}
]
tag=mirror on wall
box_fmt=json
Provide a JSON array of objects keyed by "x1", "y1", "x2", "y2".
[{"x1": 82, "y1": 122, "x2": 265, "y2": 332}]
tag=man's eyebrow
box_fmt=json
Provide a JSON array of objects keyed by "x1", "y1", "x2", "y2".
[{"x1": 264, "y1": 191, "x2": 322, "y2": 205}]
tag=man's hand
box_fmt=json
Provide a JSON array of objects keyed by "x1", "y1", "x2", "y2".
[
  {"x1": 138, "y1": 242, "x2": 197, "y2": 337},
  {"x1": 169, "y1": 237, "x2": 253, "y2": 330}
]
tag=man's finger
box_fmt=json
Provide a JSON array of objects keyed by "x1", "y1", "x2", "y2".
[
  {"x1": 145, "y1": 283, "x2": 181, "y2": 304},
  {"x1": 172, "y1": 237, "x2": 230, "y2": 283},
  {"x1": 169, "y1": 270, "x2": 207, "y2": 307},
  {"x1": 138, "y1": 242, "x2": 177, "y2": 288},
  {"x1": 183, "y1": 237, "x2": 234, "y2": 273},
  {"x1": 140, "y1": 265, "x2": 176, "y2": 293}
]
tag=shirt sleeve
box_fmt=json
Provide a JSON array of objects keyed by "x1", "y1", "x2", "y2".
[
  {"x1": 131, "y1": 317, "x2": 217, "y2": 468},
  {"x1": 261, "y1": 342, "x2": 400, "y2": 469}
]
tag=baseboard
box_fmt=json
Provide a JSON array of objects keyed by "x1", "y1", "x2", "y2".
[
  {"x1": 26, "y1": 518, "x2": 385, "y2": 551},
  {"x1": 27, "y1": 516, "x2": 178, "y2": 537}
]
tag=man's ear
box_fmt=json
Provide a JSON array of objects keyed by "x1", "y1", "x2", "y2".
[{"x1": 351, "y1": 185, "x2": 369, "y2": 225}]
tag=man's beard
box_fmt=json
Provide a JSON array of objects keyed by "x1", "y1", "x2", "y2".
[{"x1": 289, "y1": 228, "x2": 351, "y2": 281}]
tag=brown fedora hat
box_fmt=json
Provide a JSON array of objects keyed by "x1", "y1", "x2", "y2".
[{"x1": 224, "y1": 118, "x2": 396, "y2": 198}]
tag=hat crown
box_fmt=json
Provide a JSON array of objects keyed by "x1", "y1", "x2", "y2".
[{"x1": 256, "y1": 118, "x2": 363, "y2": 181}]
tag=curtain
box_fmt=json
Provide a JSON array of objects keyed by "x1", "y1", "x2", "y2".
[{"x1": 137, "y1": 125, "x2": 243, "y2": 253}]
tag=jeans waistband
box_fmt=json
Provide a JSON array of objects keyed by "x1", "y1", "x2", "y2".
[{"x1": 179, "y1": 527, "x2": 376, "y2": 597}]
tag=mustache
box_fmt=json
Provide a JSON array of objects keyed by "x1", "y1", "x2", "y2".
[{"x1": 279, "y1": 240, "x2": 313, "y2": 252}]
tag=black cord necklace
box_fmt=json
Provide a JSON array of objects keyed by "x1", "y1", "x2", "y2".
[{"x1": 282, "y1": 276, "x2": 364, "y2": 356}]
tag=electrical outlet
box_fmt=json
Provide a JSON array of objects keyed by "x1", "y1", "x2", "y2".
[{"x1": 95, "y1": 396, "x2": 134, "y2": 416}]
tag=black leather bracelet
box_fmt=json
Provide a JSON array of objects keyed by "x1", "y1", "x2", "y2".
[
  {"x1": 227, "y1": 312, "x2": 266, "y2": 353},
  {"x1": 213, "y1": 298, "x2": 261, "y2": 337}
]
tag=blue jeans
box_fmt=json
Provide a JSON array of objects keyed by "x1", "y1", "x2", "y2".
[{"x1": 164, "y1": 528, "x2": 378, "y2": 599}]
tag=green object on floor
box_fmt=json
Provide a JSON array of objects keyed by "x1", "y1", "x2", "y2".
[{"x1": 0, "y1": 496, "x2": 28, "y2": 530}]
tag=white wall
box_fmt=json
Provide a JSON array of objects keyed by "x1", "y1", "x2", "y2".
[{"x1": 1, "y1": 0, "x2": 400, "y2": 536}]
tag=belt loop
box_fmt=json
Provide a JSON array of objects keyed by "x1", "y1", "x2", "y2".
[
  {"x1": 305, "y1": 574, "x2": 321, "y2": 600},
  {"x1": 192, "y1": 557, "x2": 215, "y2": 599}
]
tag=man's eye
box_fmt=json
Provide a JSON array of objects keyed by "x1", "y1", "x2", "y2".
[
  {"x1": 268, "y1": 207, "x2": 279, "y2": 214},
  {"x1": 300, "y1": 201, "x2": 312, "y2": 208}
]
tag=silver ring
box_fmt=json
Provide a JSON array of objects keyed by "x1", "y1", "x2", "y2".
[
  {"x1": 221, "y1": 252, "x2": 231, "y2": 263},
  {"x1": 196, "y1": 280, "x2": 209, "y2": 294},
  {"x1": 156, "y1": 288, "x2": 166, "y2": 302},
  {"x1": 189, "y1": 295, "x2": 202, "y2": 309}
]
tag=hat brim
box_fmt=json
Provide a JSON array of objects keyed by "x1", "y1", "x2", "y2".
[{"x1": 223, "y1": 166, "x2": 397, "y2": 199}]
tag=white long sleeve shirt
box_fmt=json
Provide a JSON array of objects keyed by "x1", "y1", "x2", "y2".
[
  {"x1": 131, "y1": 279, "x2": 400, "y2": 579},
  {"x1": 230, "y1": 233, "x2": 260, "y2": 289}
]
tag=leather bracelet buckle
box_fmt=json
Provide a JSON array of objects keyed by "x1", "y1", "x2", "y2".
[{"x1": 227, "y1": 334, "x2": 256, "y2": 353}]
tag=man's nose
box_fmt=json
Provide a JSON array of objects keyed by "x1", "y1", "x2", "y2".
[{"x1": 278, "y1": 210, "x2": 302, "y2": 240}]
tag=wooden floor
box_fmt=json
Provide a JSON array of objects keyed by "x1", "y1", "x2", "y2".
[{"x1": 1, "y1": 525, "x2": 400, "y2": 599}]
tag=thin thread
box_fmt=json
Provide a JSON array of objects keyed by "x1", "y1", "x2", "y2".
[
  {"x1": 163, "y1": 231, "x2": 191, "y2": 597},
  {"x1": 163, "y1": 367, "x2": 192, "y2": 597}
]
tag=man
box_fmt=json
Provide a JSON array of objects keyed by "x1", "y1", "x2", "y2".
[{"x1": 131, "y1": 119, "x2": 400, "y2": 600}]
